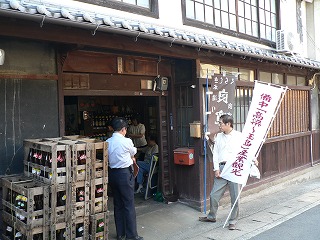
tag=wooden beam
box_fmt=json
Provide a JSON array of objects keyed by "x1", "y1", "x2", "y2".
[
  {"x1": 0, "y1": 17, "x2": 199, "y2": 60},
  {"x1": 0, "y1": 74, "x2": 58, "y2": 80},
  {"x1": 63, "y1": 89, "x2": 167, "y2": 97}
]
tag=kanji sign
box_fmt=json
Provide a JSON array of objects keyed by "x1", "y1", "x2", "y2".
[
  {"x1": 221, "y1": 81, "x2": 287, "y2": 185},
  {"x1": 207, "y1": 75, "x2": 236, "y2": 140}
]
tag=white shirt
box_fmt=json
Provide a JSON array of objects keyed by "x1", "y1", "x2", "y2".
[
  {"x1": 213, "y1": 129, "x2": 241, "y2": 171},
  {"x1": 107, "y1": 132, "x2": 137, "y2": 169}
]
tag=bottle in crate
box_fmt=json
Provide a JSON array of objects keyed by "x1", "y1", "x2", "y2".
[
  {"x1": 45, "y1": 152, "x2": 52, "y2": 168},
  {"x1": 14, "y1": 231, "x2": 25, "y2": 240},
  {"x1": 56, "y1": 228, "x2": 66, "y2": 240},
  {"x1": 76, "y1": 223, "x2": 84, "y2": 237},
  {"x1": 95, "y1": 184, "x2": 103, "y2": 198},
  {"x1": 33, "y1": 233, "x2": 43, "y2": 240},
  {"x1": 34, "y1": 194, "x2": 44, "y2": 211},
  {"x1": 77, "y1": 151, "x2": 86, "y2": 165},
  {"x1": 57, "y1": 191, "x2": 67, "y2": 206},
  {"x1": 96, "y1": 218, "x2": 105, "y2": 233},
  {"x1": 28, "y1": 148, "x2": 34, "y2": 162},
  {"x1": 57, "y1": 151, "x2": 66, "y2": 168},
  {"x1": 76, "y1": 187, "x2": 85, "y2": 202},
  {"x1": 5, "y1": 224, "x2": 14, "y2": 239}
]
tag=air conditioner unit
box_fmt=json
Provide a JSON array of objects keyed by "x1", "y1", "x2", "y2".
[{"x1": 276, "y1": 30, "x2": 299, "y2": 54}]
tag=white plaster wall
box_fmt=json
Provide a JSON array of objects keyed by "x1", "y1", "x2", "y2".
[
  {"x1": 30, "y1": 0, "x2": 320, "y2": 60},
  {"x1": 279, "y1": 0, "x2": 298, "y2": 33},
  {"x1": 29, "y1": 0, "x2": 273, "y2": 49},
  {"x1": 314, "y1": 0, "x2": 320, "y2": 61}
]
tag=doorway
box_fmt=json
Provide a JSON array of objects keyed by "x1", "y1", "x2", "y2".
[{"x1": 64, "y1": 96, "x2": 158, "y2": 141}]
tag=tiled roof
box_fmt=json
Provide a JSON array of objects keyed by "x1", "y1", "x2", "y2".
[{"x1": 1, "y1": 0, "x2": 320, "y2": 70}]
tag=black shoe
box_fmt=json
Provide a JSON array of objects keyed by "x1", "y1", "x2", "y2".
[
  {"x1": 117, "y1": 236, "x2": 125, "y2": 240},
  {"x1": 126, "y1": 236, "x2": 143, "y2": 240}
]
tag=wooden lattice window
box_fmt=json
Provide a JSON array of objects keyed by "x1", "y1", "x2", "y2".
[
  {"x1": 234, "y1": 86, "x2": 310, "y2": 137},
  {"x1": 183, "y1": 0, "x2": 278, "y2": 42}
]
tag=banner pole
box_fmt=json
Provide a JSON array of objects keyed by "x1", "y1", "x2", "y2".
[{"x1": 203, "y1": 69, "x2": 209, "y2": 213}]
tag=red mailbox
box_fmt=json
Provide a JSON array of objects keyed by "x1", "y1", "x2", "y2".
[{"x1": 173, "y1": 148, "x2": 194, "y2": 166}]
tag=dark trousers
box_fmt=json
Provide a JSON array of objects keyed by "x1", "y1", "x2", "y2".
[{"x1": 109, "y1": 167, "x2": 138, "y2": 238}]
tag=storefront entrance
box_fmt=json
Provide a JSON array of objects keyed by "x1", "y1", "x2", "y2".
[{"x1": 64, "y1": 95, "x2": 158, "y2": 140}]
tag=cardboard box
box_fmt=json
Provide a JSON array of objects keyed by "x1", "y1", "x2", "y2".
[{"x1": 173, "y1": 148, "x2": 194, "y2": 166}]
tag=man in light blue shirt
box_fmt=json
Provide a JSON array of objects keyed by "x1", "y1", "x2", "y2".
[{"x1": 107, "y1": 117, "x2": 143, "y2": 240}]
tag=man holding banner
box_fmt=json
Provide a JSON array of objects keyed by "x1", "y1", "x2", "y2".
[
  {"x1": 199, "y1": 114, "x2": 241, "y2": 230},
  {"x1": 199, "y1": 80, "x2": 287, "y2": 231}
]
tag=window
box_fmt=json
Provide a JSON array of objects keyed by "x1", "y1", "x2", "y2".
[
  {"x1": 287, "y1": 75, "x2": 306, "y2": 86},
  {"x1": 199, "y1": 63, "x2": 255, "y2": 81},
  {"x1": 183, "y1": 0, "x2": 278, "y2": 42},
  {"x1": 234, "y1": 86, "x2": 309, "y2": 136},
  {"x1": 80, "y1": 0, "x2": 159, "y2": 18},
  {"x1": 259, "y1": 71, "x2": 284, "y2": 84},
  {"x1": 176, "y1": 85, "x2": 194, "y2": 147},
  {"x1": 113, "y1": 0, "x2": 150, "y2": 8}
]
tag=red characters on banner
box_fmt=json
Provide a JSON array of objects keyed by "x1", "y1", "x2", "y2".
[{"x1": 231, "y1": 93, "x2": 272, "y2": 177}]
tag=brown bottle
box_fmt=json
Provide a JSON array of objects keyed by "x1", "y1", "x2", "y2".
[
  {"x1": 34, "y1": 150, "x2": 40, "y2": 165},
  {"x1": 77, "y1": 151, "x2": 86, "y2": 165},
  {"x1": 56, "y1": 229, "x2": 66, "y2": 240},
  {"x1": 95, "y1": 184, "x2": 103, "y2": 198},
  {"x1": 33, "y1": 233, "x2": 43, "y2": 240},
  {"x1": 34, "y1": 195, "x2": 43, "y2": 211},
  {"x1": 76, "y1": 187, "x2": 85, "y2": 202},
  {"x1": 5, "y1": 224, "x2": 14, "y2": 239},
  {"x1": 28, "y1": 148, "x2": 33, "y2": 162},
  {"x1": 57, "y1": 151, "x2": 66, "y2": 168},
  {"x1": 76, "y1": 223, "x2": 84, "y2": 237},
  {"x1": 57, "y1": 191, "x2": 66, "y2": 206},
  {"x1": 45, "y1": 152, "x2": 52, "y2": 168},
  {"x1": 96, "y1": 218, "x2": 104, "y2": 233}
]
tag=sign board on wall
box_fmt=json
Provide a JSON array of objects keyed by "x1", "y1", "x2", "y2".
[{"x1": 207, "y1": 74, "x2": 236, "y2": 141}]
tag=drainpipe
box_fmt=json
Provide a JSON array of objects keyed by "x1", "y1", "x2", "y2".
[{"x1": 309, "y1": 73, "x2": 320, "y2": 166}]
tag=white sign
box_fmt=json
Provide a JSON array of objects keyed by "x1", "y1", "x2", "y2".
[{"x1": 221, "y1": 81, "x2": 287, "y2": 185}]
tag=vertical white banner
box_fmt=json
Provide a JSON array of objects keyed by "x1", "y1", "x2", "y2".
[{"x1": 221, "y1": 81, "x2": 287, "y2": 185}]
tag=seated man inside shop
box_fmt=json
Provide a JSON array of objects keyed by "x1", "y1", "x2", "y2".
[{"x1": 135, "y1": 135, "x2": 159, "y2": 194}]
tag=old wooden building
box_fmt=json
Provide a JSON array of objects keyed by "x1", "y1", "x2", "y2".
[{"x1": 0, "y1": 0, "x2": 320, "y2": 211}]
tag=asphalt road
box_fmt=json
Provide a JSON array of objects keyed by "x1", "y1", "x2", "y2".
[{"x1": 250, "y1": 204, "x2": 320, "y2": 240}]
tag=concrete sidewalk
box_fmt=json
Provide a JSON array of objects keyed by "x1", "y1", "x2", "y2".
[{"x1": 108, "y1": 164, "x2": 320, "y2": 240}]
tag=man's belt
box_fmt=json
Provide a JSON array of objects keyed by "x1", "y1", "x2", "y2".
[{"x1": 219, "y1": 162, "x2": 227, "y2": 166}]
